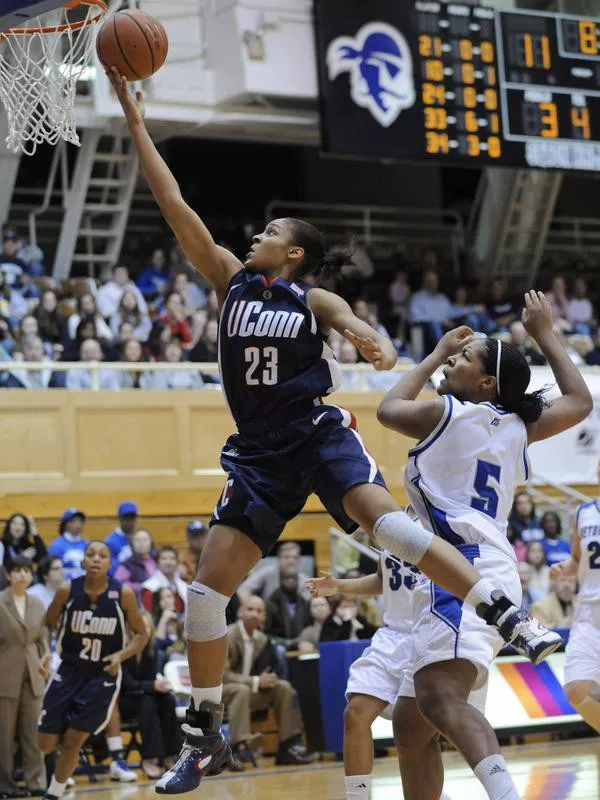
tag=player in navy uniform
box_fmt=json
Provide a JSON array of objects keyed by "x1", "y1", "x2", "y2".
[
  {"x1": 108, "y1": 68, "x2": 562, "y2": 794},
  {"x1": 38, "y1": 541, "x2": 146, "y2": 800}
]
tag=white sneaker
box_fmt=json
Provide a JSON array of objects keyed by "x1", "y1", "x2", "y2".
[
  {"x1": 109, "y1": 757, "x2": 138, "y2": 782},
  {"x1": 66, "y1": 778, "x2": 75, "y2": 788}
]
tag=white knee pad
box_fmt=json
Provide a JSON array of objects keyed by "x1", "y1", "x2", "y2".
[
  {"x1": 373, "y1": 511, "x2": 433, "y2": 565},
  {"x1": 185, "y1": 581, "x2": 230, "y2": 642}
]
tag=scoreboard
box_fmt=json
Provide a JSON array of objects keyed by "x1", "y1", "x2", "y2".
[{"x1": 315, "y1": 0, "x2": 600, "y2": 170}]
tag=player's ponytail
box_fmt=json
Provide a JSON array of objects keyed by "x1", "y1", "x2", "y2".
[
  {"x1": 483, "y1": 338, "x2": 549, "y2": 424},
  {"x1": 284, "y1": 217, "x2": 356, "y2": 284}
]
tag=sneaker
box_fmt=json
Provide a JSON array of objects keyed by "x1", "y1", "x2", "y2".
[
  {"x1": 65, "y1": 780, "x2": 75, "y2": 790},
  {"x1": 274, "y1": 744, "x2": 314, "y2": 766},
  {"x1": 477, "y1": 592, "x2": 563, "y2": 665},
  {"x1": 155, "y1": 701, "x2": 231, "y2": 795},
  {"x1": 109, "y1": 757, "x2": 138, "y2": 783}
]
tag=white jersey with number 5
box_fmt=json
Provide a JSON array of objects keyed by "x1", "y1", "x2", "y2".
[
  {"x1": 574, "y1": 501, "x2": 600, "y2": 624},
  {"x1": 404, "y1": 395, "x2": 530, "y2": 560}
]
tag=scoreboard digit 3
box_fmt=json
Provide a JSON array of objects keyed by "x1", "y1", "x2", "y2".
[{"x1": 315, "y1": 0, "x2": 600, "y2": 171}]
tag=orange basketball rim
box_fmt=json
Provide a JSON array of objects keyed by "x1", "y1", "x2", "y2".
[{"x1": 0, "y1": 0, "x2": 107, "y2": 39}]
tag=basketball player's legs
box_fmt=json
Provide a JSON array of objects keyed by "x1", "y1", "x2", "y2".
[
  {"x1": 343, "y1": 693, "x2": 388, "y2": 798},
  {"x1": 414, "y1": 660, "x2": 518, "y2": 800},
  {"x1": 39, "y1": 729, "x2": 89, "y2": 799},
  {"x1": 564, "y1": 681, "x2": 600, "y2": 732},
  {"x1": 563, "y1": 620, "x2": 600, "y2": 733},
  {"x1": 393, "y1": 697, "x2": 444, "y2": 800},
  {"x1": 104, "y1": 705, "x2": 136, "y2": 781}
]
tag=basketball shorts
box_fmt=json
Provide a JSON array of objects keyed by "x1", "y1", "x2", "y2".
[
  {"x1": 38, "y1": 661, "x2": 121, "y2": 736},
  {"x1": 399, "y1": 543, "x2": 521, "y2": 711},
  {"x1": 564, "y1": 619, "x2": 600, "y2": 687},
  {"x1": 210, "y1": 403, "x2": 386, "y2": 554}
]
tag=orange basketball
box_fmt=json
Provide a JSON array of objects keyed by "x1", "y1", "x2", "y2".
[{"x1": 96, "y1": 9, "x2": 168, "y2": 81}]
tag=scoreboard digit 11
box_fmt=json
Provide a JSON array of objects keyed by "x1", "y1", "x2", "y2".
[{"x1": 316, "y1": 0, "x2": 600, "y2": 171}]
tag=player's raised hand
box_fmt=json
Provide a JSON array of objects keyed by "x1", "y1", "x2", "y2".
[
  {"x1": 522, "y1": 291, "x2": 553, "y2": 341},
  {"x1": 344, "y1": 330, "x2": 396, "y2": 371},
  {"x1": 306, "y1": 571, "x2": 339, "y2": 598},
  {"x1": 103, "y1": 652, "x2": 122, "y2": 676},
  {"x1": 434, "y1": 326, "x2": 475, "y2": 361},
  {"x1": 549, "y1": 557, "x2": 577, "y2": 581},
  {"x1": 106, "y1": 66, "x2": 145, "y2": 127}
]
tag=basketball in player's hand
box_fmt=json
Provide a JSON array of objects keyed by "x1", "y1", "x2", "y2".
[{"x1": 96, "y1": 10, "x2": 168, "y2": 81}]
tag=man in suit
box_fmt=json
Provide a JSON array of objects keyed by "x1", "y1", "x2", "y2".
[
  {"x1": 222, "y1": 595, "x2": 312, "y2": 767},
  {"x1": 531, "y1": 576, "x2": 577, "y2": 630},
  {"x1": 0, "y1": 556, "x2": 48, "y2": 798},
  {"x1": 265, "y1": 568, "x2": 313, "y2": 650}
]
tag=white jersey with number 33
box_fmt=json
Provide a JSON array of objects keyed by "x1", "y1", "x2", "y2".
[
  {"x1": 404, "y1": 396, "x2": 530, "y2": 560},
  {"x1": 574, "y1": 501, "x2": 600, "y2": 624}
]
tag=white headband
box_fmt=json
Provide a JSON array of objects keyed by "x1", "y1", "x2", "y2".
[{"x1": 496, "y1": 340, "x2": 502, "y2": 399}]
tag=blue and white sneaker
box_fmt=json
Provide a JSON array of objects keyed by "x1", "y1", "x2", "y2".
[
  {"x1": 155, "y1": 702, "x2": 231, "y2": 795},
  {"x1": 109, "y1": 756, "x2": 138, "y2": 782}
]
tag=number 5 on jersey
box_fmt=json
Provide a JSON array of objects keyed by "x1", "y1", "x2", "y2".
[{"x1": 245, "y1": 346, "x2": 279, "y2": 386}]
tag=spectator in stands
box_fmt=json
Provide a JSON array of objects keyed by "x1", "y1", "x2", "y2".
[
  {"x1": 119, "y1": 612, "x2": 182, "y2": 778},
  {"x1": 585, "y1": 329, "x2": 600, "y2": 366},
  {"x1": 137, "y1": 249, "x2": 170, "y2": 301},
  {"x1": 141, "y1": 546, "x2": 187, "y2": 615},
  {"x1": 147, "y1": 321, "x2": 173, "y2": 361},
  {"x1": 1, "y1": 514, "x2": 46, "y2": 571},
  {"x1": 141, "y1": 340, "x2": 203, "y2": 390},
  {"x1": 114, "y1": 529, "x2": 158, "y2": 596},
  {"x1": 320, "y1": 596, "x2": 378, "y2": 642},
  {"x1": 298, "y1": 596, "x2": 331, "y2": 651},
  {"x1": 409, "y1": 269, "x2": 452, "y2": 356},
  {"x1": 518, "y1": 563, "x2": 535, "y2": 613},
  {"x1": 16, "y1": 242, "x2": 45, "y2": 280},
  {"x1": 509, "y1": 492, "x2": 544, "y2": 546},
  {"x1": 526, "y1": 541, "x2": 551, "y2": 600},
  {"x1": 33, "y1": 290, "x2": 65, "y2": 346},
  {"x1": 508, "y1": 321, "x2": 546, "y2": 366},
  {"x1": 547, "y1": 275, "x2": 572, "y2": 332},
  {"x1": 156, "y1": 293, "x2": 192, "y2": 345},
  {"x1": 444, "y1": 285, "x2": 487, "y2": 333},
  {"x1": 97, "y1": 264, "x2": 148, "y2": 319},
  {"x1": 66, "y1": 338, "x2": 120, "y2": 390},
  {"x1": 13, "y1": 315, "x2": 52, "y2": 358},
  {"x1": 337, "y1": 340, "x2": 363, "y2": 391},
  {"x1": 152, "y1": 586, "x2": 181, "y2": 628},
  {"x1": 568, "y1": 276, "x2": 595, "y2": 336},
  {"x1": 105, "y1": 500, "x2": 139, "y2": 574},
  {"x1": 0, "y1": 556, "x2": 47, "y2": 798},
  {"x1": 3, "y1": 335, "x2": 66, "y2": 389},
  {"x1": 540, "y1": 510, "x2": 571, "y2": 565},
  {"x1": 110, "y1": 290, "x2": 152, "y2": 342},
  {"x1": 485, "y1": 277, "x2": 518, "y2": 334},
  {"x1": 67, "y1": 293, "x2": 113, "y2": 342},
  {"x1": 265, "y1": 567, "x2": 313, "y2": 650},
  {"x1": 530, "y1": 576, "x2": 577, "y2": 629},
  {"x1": 0, "y1": 269, "x2": 28, "y2": 324},
  {"x1": 388, "y1": 270, "x2": 411, "y2": 336},
  {"x1": 0, "y1": 233, "x2": 27, "y2": 287},
  {"x1": 48, "y1": 508, "x2": 87, "y2": 580},
  {"x1": 238, "y1": 541, "x2": 310, "y2": 601},
  {"x1": 352, "y1": 299, "x2": 390, "y2": 340},
  {"x1": 223, "y1": 595, "x2": 312, "y2": 767},
  {"x1": 119, "y1": 337, "x2": 146, "y2": 388},
  {"x1": 171, "y1": 272, "x2": 206, "y2": 314},
  {"x1": 27, "y1": 556, "x2": 64, "y2": 610},
  {"x1": 339, "y1": 567, "x2": 382, "y2": 627},
  {"x1": 0, "y1": 316, "x2": 15, "y2": 359},
  {"x1": 177, "y1": 520, "x2": 209, "y2": 580},
  {"x1": 187, "y1": 318, "x2": 218, "y2": 363}
]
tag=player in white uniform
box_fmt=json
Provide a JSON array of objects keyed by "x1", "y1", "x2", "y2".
[
  {"x1": 551, "y1": 494, "x2": 600, "y2": 733},
  {"x1": 308, "y1": 552, "x2": 460, "y2": 800},
  {"x1": 370, "y1": 291, "x2": 592, "y2": 800}
]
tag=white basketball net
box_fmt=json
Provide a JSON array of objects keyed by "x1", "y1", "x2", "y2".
[{"x1": 0, "y1": 1, "x2": 107, "y2": 156}]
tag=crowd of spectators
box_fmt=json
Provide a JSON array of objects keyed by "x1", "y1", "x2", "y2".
[{"x1": 2, "y1": 228, "x2": 599, "y2": 392}]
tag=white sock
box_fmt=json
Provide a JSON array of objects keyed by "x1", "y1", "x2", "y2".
[
  {"x1": 344, "y1": 774, "x2": 371, "y2": 799},
  {"x1": 107, "y1": 735, "x2": 123, "y2": 755},
  {"x1": 473, "y1": 755, "x2": 519, "y2": 799},
  {"x1": 464, "y1": 579, "x2": 496, "y2": 609},
  {"x1": 191, "y1": 684, "x2": 223, "y2": 709},
  {"x1": 47, "y1": 777, "x2": 67, "y2": 798},
  {"x1": 440, "y1": 792, "x2": 453, "y2": 800}
]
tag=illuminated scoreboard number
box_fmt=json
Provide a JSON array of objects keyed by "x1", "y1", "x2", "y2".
[
  {"x1": 511, "y1": 90, "x2": 594, "y2": 142},
  {"x1": 561, "y1": 18, "x2": 600, "y2": 57}
]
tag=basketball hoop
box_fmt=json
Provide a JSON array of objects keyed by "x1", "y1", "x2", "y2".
[{"x1": 0, "y1": 0, "x2": 108, "y2": 156}]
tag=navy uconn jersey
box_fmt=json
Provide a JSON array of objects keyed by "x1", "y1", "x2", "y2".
[
  {"x1": 57, "y1": 576, "x2": 126, "y2": 670},
  {"x1": 219, "y1": 270, "x2": 340, "y2": 429}
]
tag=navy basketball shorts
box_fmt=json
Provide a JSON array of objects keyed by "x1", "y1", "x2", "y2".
[
  {"x1": 210, "y1": 403, "x2": 387, "y2": 554},
  {"x1": 38, "y1": 661, "x2": 121, "y2": 736}
]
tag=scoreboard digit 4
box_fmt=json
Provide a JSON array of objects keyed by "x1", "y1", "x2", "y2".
[{"x1": 316, "y1": 0, "x2": 600, "y2": 171}]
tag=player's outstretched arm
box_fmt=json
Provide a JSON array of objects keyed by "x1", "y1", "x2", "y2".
[
  {"x1": 523, "y1": 291, "x2": 593, "y2": 444},
  {"x1": 308, "y1": 290, "x2": 397, "y2": 370},
  {"x1": 306, "y1": 570, "x2": 383, "y2": 598},
  {"x1": 106, "y1": 68, "x2": 241, "y2": 294},
  {"x1": 44, "y1": 581, "x2": 71, "y2": 630},
  {"x1": 550, "y1": 527, "x2": 581, "y2": 580},
  {"x1": 103, "y1": 586, "x2": 148, "y2": 675},
  {"x1": 377, "y1": 326, "x2": 472, "y2": 440}
]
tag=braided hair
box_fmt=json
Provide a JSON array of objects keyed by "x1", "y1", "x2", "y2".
[
  {"x1": 284, "y1": 218, "x2": 355, "y2": 284},
  {"x1": 483, "y1": 339, "x2": 549, "y2": 424}
]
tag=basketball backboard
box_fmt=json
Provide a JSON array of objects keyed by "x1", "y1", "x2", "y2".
[{"x1": 0, "y1": 0, "x2": 65, "y2": 32}]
